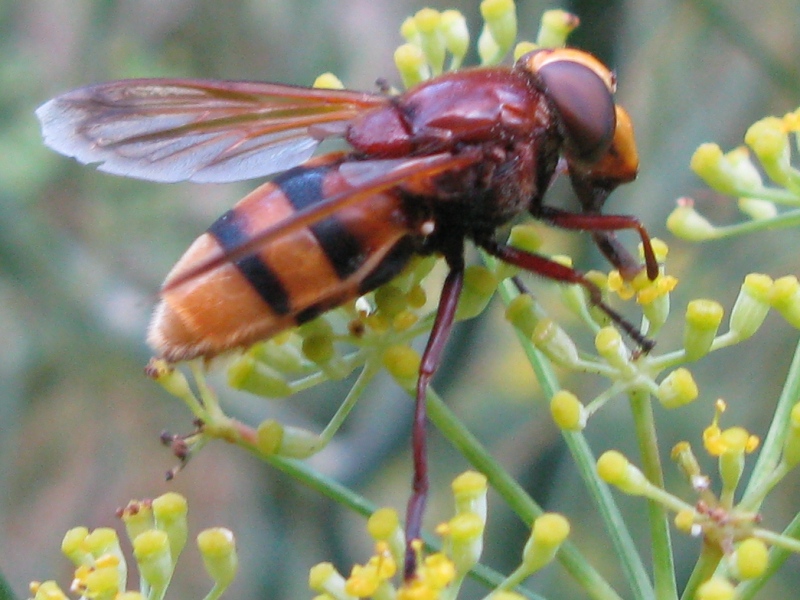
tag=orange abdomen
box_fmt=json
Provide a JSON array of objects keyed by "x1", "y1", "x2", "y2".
[{"x1": 148, "y1": 156, "x2": 416, "y2": 362}]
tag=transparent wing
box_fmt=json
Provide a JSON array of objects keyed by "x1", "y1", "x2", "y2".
[{"x1": 36, "y1": 78, "x2": 386, "y2": 183}]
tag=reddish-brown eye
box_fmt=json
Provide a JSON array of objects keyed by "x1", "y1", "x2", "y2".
[{"x1": 537, "y1": 60, "x2": 616, "y2": 163}]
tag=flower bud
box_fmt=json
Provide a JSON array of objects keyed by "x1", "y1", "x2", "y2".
[
  {"x1": 674, "y1": 509, "x2": 698, "y2": 535},
  {"x1": 550, "y1": 390, "x2": 586, "y2": 430},
  {"x1": 442, "y1": 512, "x2": 484, "y2": 572},
  {"x1": 119, "y1": 500, "x2": 155, "y2": 548},
  {"x1": 197, "y1": 528, "x2": 238, "y2": 589},
  {"x1": 271, "y1": 424, "x2": 325, "y2": 459},
  {"x1": 520, "y1": 513, "x2": 570, "y2": 573},
  {"x1": 395, "y1": 43, "x2": 429, "y2": 88},
  {"x1": 84, "y1": 565, "x2": 120, "y2": 598},
  {"x1": 256, "y1": 419, "x2": 284, "y2": 456},
  {"x1": 656, "y1": 367, "x2": 699, "y2": 408},
  {"x1": 133, "y1": 530, "x2": 173, "y2": 592},
  {"x1": 457, "y1": 265, "x2": 497, "y2": 320},
  {"x1": 666, "y1": 200, "x2": 717, "y2": 241},
  {"x1": 729, "y1": 538, "x2": 768, "y2": 580},
  {"x1": 29, "y1": 581, "x2": 69, "y2": 600},
  {"x1": 312, "y1": 73, "x2": 344, "y2": 90},
  {"x1": 227, "y1": 355, "x2": 292, "y2": 398},
  {"x1": 738, "y1": 197, "x2": 777, "y2": 220},
  {"x1": 302, "y1": 331, "x2": 348, "y2": 379},
  {"x1": 152, "y1": 492, "x2": 188, "y2": 561},
  {"x1": 367, "y1": 509, "x2": 405, "y2": 565},
  {"x1": 696, "y1": 576, "x2": 735, "y2": 600},
  {"x1": 531, "y1": 319, "x2": 579, "y2": 367},
  {"x1": 83, "y1": 528, "x2": 121, "y2": 559},
  {"x1": 769, "y1": 275, "x2": 800, "y2": 328},
  {"x1": 718, "y1": 428, "x2": 750, "y2": 494},
  {"x1": 382, "y1": 344, "x2": 420, "y2": 385},
  {"x1": 536, "y1": 10, "x2": 579, "y2": 48},
  {"x1": 440, "y1": 10, "x2": 469, "y2": 69},
  {"x1": 414, "y1": 8, "x2": 446, "y2": 75},
  {"x1": 671, "y1": 442, "x2": 707, "y2": 491},
  {"x1": 61, "y1": 527, "x2": 90, "y2": 565},
  {"x1": 375, "y1": 284, "x2": 408, "y2": 319},
  {"x1": 400, "y1": 16, "x2": 419, "y2": 43},
  {"x1": 595, "y1": 327, "x2": 632, "y2": 372},
  {"x1": 513, "y1": 41, "x2": 538, "y2": 61},
  {"x1": 508, "y1": 224, "x2": 542, "y2": 254},
  {"x1": 302, "y1": 333, "x2": 335, "y2": 365},
  {"x1": 452, "y1": 471, "x2": 488, "y2": 521},
  {"x1": 147, "y1": 360, "x2": 196, "y2": 403},
  {"x1": 684, "y1": 300, "x2": 724, "y2": 360},
  {"x1": 597, "y1": 451, "x2": 648, "y2": 495},
  {"x1": 706, "y1": 426, "x2": 758, "y2": 502},
  {"x1": 309, "y1": 562, "x2": 346, "y2": 596},
  {"x1": 729, "y1": 274, "x2": 772, "y2": 341},
  {"x1": 504, "y1": 294, "x2": 543, "y2": 338},
  {"x1": 249, "y1": 339, "x2": 308, "y2": 374},
  {"x1": 691, "y1": 144, "x2": 762, "y2": 196},
  {"x1": 479, "y1": 0, "x2": 516, "y2": 64},
  {"x1": 745, "y1": 116, "x2": 792, "y2": 187}
]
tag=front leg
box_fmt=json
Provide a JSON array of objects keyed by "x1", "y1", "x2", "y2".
[
  {"x1": 530, "y1": 204, "x2": 658, "y2": 281},
  {"x1": 480, "y1": 238, "x2": 654, "y2": 352}
]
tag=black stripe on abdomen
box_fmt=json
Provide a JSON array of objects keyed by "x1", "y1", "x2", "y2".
[
  {"x1": 274, "y1": 165, "x2": 366, "y2": 280},
  {"x1": 207, "y1": 209, "x2": 292, "y2": 315}
]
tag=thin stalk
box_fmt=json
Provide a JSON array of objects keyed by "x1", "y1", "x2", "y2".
[
  {"x1": 496, "y1": 277, "x2": 653, "y2": 598},
  {"x1": 703, "y1": 208, "x2": 800, "y2": 239},
  {"x1": 628, "y1": 388, "x2": 677, "y2": 600},
  {"x1": 740, "y1": 337, "x2": 800, "y2": 510},
  {"x1": 679, "y1": 543, "x2": 723, "y2": 600},
  {"x1": 427, "y1": 390, "x2": 623, "y2": 600}
]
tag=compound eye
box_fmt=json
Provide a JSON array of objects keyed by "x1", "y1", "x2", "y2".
[{"x1": 537, "y1": 59, "x2": 616, "y2": 163}]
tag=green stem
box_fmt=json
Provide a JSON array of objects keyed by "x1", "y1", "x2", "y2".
[
  {"x1": 679, "y1": 543, "x2": 723, "y2": 600},
  {"x1": 628, "y1": 388, "x2": 677, "y2": 600},
  {"x1": 495, "y1": 277, "x2": 653, "y2": 598},
  {"x1": 753, "y1": 527, "x2": 800, "y2": 553},
  {"x1": 741, "y1": 336, "x2": 800, "y2": 510},
  {"x1": 704, "y1": 206, "x2": 800, "y2": 239},
  {"x1": 316, "y1": 359, "x2": 380, "y2": 446},
  {"x1": 427, "y1": 390, "x2": 623, "y2": 600},
  {"x1": 566, "y1": 432, "x2": 655, "y2": 600}
]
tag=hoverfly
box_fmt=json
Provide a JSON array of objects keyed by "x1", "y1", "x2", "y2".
[{"x1": 37, "y1": 47, "x2": 657, "y2": 576}]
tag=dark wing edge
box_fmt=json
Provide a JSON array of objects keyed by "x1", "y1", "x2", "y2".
[{"x1": 36, "y1": 78, "x2": 387, "y2": 184}]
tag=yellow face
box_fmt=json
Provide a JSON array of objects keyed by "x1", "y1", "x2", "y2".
[{"x1": 515, "y1": 47, "x2": 638, "y2": 180}]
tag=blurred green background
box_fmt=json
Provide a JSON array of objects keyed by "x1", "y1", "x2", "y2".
[{"x1": 3, "y1": 0, "x2": 800, "y2": 598}]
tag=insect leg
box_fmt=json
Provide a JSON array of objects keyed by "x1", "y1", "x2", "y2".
[
  {"x1": 591, "y1": 231, "x2": 643, "y2": 282},
  {"x1": 404, "y1": 252, "x2": 465, "y2": 578},
  {"x1": 481, "y1": 240, "x2": 654, "y2": 352},
  {"x1": 531, "y1": 205, "x2": 658, "y2": 281}
]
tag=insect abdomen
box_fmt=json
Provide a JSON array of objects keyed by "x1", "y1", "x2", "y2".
[{"x1": 148, "y1": 156, "x2": 415, "y2": 362}]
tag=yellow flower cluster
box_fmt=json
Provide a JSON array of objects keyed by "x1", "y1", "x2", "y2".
[{"x1": 28, "y1": 494, "x2": 237, "y2": 600}]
